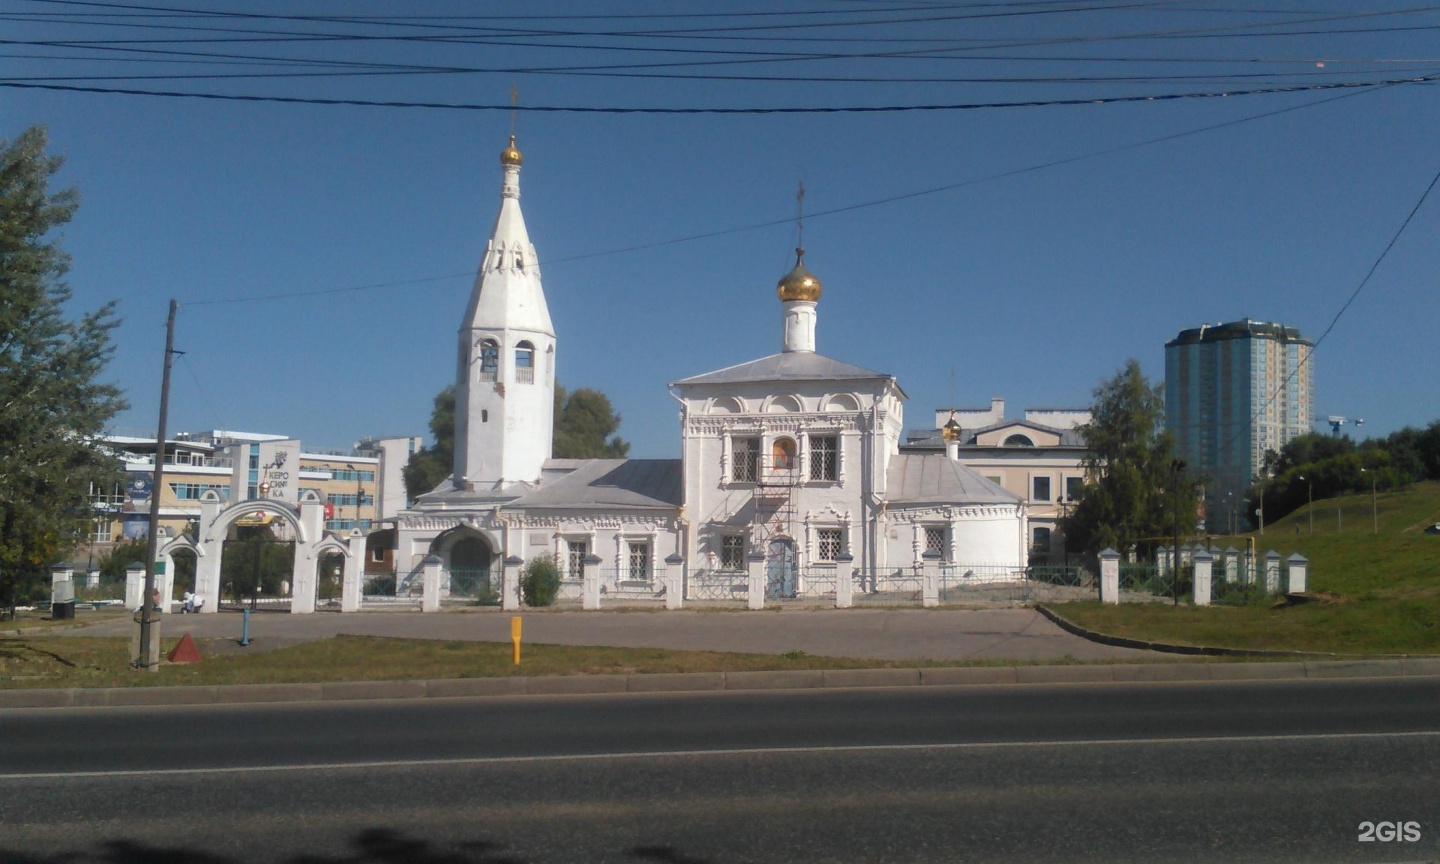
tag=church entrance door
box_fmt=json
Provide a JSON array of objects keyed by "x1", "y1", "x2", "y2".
[
  {"x1": 766, "y1": 538, "x2": 797, "y2": 599},
  {"x1": 449, "y1": 536, "x2": 496, "y2": 602}
]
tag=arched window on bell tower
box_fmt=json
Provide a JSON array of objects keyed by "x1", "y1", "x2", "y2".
[
  {"x1": 515, "y1": 341, "x2": 535, "y2": 384},
  {"x1": 478, "y1": 339, "x2": 499, "y2": 382}
]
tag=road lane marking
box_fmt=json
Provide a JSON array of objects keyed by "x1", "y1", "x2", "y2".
[{"x1": 2, "y1": 729, "x2": 1437, "y2": 781}]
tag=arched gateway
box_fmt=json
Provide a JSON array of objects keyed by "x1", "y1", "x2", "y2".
[{"x1": 186, "y1": 489, "x2": 366, "y2": 614}]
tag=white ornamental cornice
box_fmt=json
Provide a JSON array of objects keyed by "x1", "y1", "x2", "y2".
[{"x1": 687, "y1": 413, "x2": 861, "y2": 436}]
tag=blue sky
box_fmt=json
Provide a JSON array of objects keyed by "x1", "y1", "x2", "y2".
[{"x1": 5, "y1": 1, "x2": 1439, "y2": 458}]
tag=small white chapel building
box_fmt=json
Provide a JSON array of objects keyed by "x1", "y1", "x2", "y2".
[{"x1": 393, "y1": 135, "x2": 1027, "y2": 605}]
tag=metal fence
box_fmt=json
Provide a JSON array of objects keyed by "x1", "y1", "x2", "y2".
[
  {"x1": 851, "y1": 568, "x2": 924, "y2": 604},
  {"x1": 686, "y1": 569, "x2": 748, "y2": 603},
  {"x1": 597, "y1": 568, "x2": 665, "y2": 602},
  {"x1": 446, "y1": 568, "x2": 500, "y2": 605}
]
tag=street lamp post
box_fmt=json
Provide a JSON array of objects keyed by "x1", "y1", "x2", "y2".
[
  {"x1": 345, "y1": 463, "x2": 365, "y2": 532},
  {"x1": 1170, "y1": 459, "x2": 1185, "y2": 607},
  {"x1": 1361, "y1": 468, "x2": 1378, "y2": 533},
  {"x1": 1056, "y1": 495, "x2": 1070, "y2": 570},
  {"x1": 1299, "y1": 474, "x2": 1313, "y2": 534}
]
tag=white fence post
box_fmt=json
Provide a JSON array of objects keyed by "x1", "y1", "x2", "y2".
[
  {"x1": 582, "y1": 554, "x2": 602, "y2": 610},
  {"x1": 1223, "y1": 547, "x2": 1240, "y2": 584},
  {"x1": 1192, "y1": 548, "x2": 1213, "y2": 607},
  {"x1": 921, "y1": 550, "x2": 941, "y2": 608},
  {"x1": 664, "y1": 553, "x2": 684, "y2": 610},
  {"x1": 421, "y1": 554, "x2": 441, "y2": 613},
  {"x1": 125, "y1": 563, "x2": 145, "y2": 610},
  {"x1": 1100, "y1": 548, "x2": 1120, "y2": 604},
  {"x1": 342, "y1": 528, "x2": 364, "y2": 613},
  {"x1": 1286, "y1": 553, "x2": 1308, "y2": 594},
  {"x1": 746, "y1": 550, "x2": 766, "y2": 610},
  {"x1": 502, "y1": 555, "x2": 522, "y2": 611},
  {"x1": 1264, "y1": 550, "x2": 1282, "y2": 594},
  {"x1": 835, "y1": 552, "x2": 854, "y2": 609}
]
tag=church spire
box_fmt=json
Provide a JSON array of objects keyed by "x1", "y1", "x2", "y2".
[{"x1": 451, "y1": 133, "x2": 556, "y2": 490}]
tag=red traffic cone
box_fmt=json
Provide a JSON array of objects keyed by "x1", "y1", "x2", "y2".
[{"x1": 167, "y1": 632, "x2": 203, "y2": 664}]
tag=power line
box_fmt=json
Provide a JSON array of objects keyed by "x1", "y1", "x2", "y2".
[
  {"x1": 3, "y1": 71, "x2": 1435, "y2": 111},
  {"x1": 178, "y1": 82, "x2": 1388, "y2": 307}
]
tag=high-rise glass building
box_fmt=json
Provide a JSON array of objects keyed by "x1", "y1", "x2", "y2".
[{"x1": 1165, "y1": 319, "x2": 1314, "y2": 531}]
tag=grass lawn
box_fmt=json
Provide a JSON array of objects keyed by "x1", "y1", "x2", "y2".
[
  {"x1": 0, "y1": 633, "x2": 1114, "y2": 691},
  {"x1": 1050, "y1": 481, "x2": 1440, "y2": 654}
]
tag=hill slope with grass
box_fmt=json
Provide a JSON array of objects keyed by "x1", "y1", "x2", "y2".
[{"x1": 1051, "y1": 482, "x2": 1440, "y2": 654}]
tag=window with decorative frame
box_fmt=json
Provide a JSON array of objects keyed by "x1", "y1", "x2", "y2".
[
  {"x1": 565, "y1": 539, "x2": 589, "y2": 580},
  {"x1": 1032, "y1": 476, "x2": 1052, "y2": 501},
  {"x1": 924, "y1": 525, "x2": 948, "y2": 559},
  {"x1": 816, "y1": 528, "x2": 843, "y2": 562},
  {"x1": 809, "y1": 434, "x2": 837, "y2": 481},
  {"x1": 720, "y1": 535, "x2": 745, "y2": 570},
  {"x1": 732, "y1": 437, "x2": 760, "y2": 482},
  {"x1": 627, "y1": 542, "x2": 650, "y2": 581}
]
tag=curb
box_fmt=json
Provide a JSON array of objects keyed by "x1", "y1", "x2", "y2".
[{"x1": 3, "y1": 657, "x2": 1439, "y2": 710}]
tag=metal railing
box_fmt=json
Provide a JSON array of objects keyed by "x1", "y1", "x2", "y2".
[
  {"x1": 687, "y1": 568, "x2": 748, "y2": 602},
  {"x1": 447, "y1": 568, "x2": 499, "y2": 605}
]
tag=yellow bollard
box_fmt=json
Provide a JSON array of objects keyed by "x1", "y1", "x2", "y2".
[{"x1": 511, "y1": 615, "x2": 522, "y2": 665}]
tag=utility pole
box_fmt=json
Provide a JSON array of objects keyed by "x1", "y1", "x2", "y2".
[{"x1": 138, "y1": 299, "x2": 178, "y2": 671}]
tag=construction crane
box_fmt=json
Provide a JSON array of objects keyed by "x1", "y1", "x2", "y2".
[{"x1": 1314, "y1": 415, "x2": 1364, "y2": 436}]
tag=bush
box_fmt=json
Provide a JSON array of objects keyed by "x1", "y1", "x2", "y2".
[{"x1": 522, "y1": 555, "x2": 561, "y2": 607}]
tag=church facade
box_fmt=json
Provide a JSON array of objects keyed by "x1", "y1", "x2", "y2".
[{"x1": 393, "y1": 136, "x2": 1027, "y2": 605}]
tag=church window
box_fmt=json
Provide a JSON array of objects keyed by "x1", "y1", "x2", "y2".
[
  {"x1": 925, "y1": 526, "x2": 948, "y2": 559},
  {"x1": 566, "y1": 540, "x2": 589, "y2": 580},
  {"x1": 492, "y1": 250, "x2": 505, "y2": 271},
  {"x1": 1032, "y1": 476, "x2": 1051, "y2": 502},
  {"x1": 732, "y1": 437, "x2": 759, "y2": 482},
  {"x1": 1066, "y1": 476, "x2": 1084, "y2": 502},
  {"x1": 515, "y1": 251, "x2": 525, "y2": 271},
  {"x1": 809, "y1": 435, "x2": 837, "y2": 481},
  {"x1": 627, "y1": 542, "x2": 650, "y2": 581},
  {"x1": 771, "y1": 437, "x2": 795, "y2": 471},
  {"x1": 479, "y1": 339, "x2": 500, "y2": 382},
  {"x1": 515, "y1": 342, "x2": 535, "y2": 384},
  {"x1": 816, "y1": 528, "x2": 842, "y2": 562},
  {"x1": 1004, "y1": 434, "x2": 1035, "y2": 447},
  {"x1": 720, "y1": 536, "x2": 745, "y2": 570}
]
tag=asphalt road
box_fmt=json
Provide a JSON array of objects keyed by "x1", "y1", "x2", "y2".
[{"x1": 2, "y1": 678, "x2": 1438, "y2": 863}]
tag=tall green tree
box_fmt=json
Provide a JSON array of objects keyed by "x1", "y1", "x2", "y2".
[
  {"x1": 0, "y1": 126, "x2": 125, "y2": 614},
  {"x1": 1068, "y1": 360, "x2": 1195, "y2": 559},
  {"x1": 553, "y1": 385, "x2": 629, "y2": 459},
  {"x1": 402, "y1": 382, "x2": 629, "y2": 499},
  {"x1": 401, "y1": 384, "x2": 454, "y2": 501}
]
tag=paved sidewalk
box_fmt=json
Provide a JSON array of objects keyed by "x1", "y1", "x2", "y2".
[{"x1": 52, "y1": 607, "x2": 1150, "y2": 662}]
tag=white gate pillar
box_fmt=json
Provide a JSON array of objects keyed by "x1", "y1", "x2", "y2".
[
  {"x1": 1099, "y1": 548, "x2": 1120, "y2": 604},
  {"x1": 290, "y1": 493, "x2": 325, "y2": 614},
  {"x1": 921, "y1": 550, "x2": 941, "y2": 608},
  {"x1": 125, "y1": 562, "x2": 145, "y2": 610},
  {"x1": 195, "y1": 490, "x2": 223, "y2": 612},
  {"x1": 342, "y1": 528, "x2": 364, "y2": 612},
  {"x1": 1223, "y1": 547, "x2": 1240, "y2": 584}
]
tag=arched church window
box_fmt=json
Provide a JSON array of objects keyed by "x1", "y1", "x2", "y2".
[
  {"x1": 479, "y1": 339, "x2": 499, "y2": 383},
  {"x1": 1003, "y1": 434, "x2": 1035, "y2": 447},
  {"x1": 515, "y1": 341, "x2": 535, "y2": 384},
  {"x1": 772, "y1": 437, "x2": 796, "y2": 471}
]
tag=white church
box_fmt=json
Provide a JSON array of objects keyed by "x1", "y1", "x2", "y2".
[{"x1": 393, "y1": 135, "x2": 1027, "y2": 605}]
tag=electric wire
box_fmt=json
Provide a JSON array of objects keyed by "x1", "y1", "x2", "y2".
[{"x1": 182, "y1": 81, "x2": 1386, "y2": 308}]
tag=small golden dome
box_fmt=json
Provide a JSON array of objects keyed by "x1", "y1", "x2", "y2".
[
  {"x1": 942, "y1": 416, "x2": 963, "y2": 443},
  {"x1": 776, "y1": 247, "x2": 822, "y2": 302},
  {"x1": 500, "y1": 134, "x2": 523, "y2": 167}
]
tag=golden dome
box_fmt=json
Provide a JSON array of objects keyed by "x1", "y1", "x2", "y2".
[
  {"x1": 776, "y1": 247, "x2": 822, "y2": 302},
  {"x1": 500, "y1": 134, "x2": 523, "y2": 167},
  {"x1": 942, "y1": 415, "x2": 963, "y2": 443}
]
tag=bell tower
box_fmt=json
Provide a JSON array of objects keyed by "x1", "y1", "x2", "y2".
[{"x1": 452, "y1": 135, "x2": 556, "y2": 490}]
